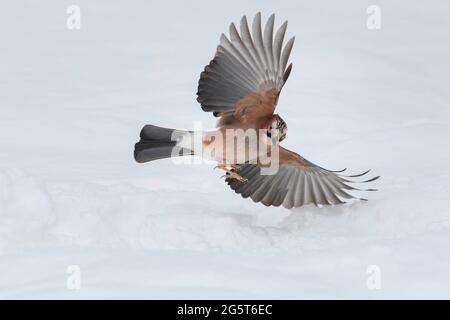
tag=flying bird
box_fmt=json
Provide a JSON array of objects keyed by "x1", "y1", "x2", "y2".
[{"x1": 134, "y1": 13, "x2": 379, "y2": 208}]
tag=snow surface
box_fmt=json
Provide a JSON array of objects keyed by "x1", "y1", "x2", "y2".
[{"x1": 1, "y1": 0, "x2": 450, "y2": 299}]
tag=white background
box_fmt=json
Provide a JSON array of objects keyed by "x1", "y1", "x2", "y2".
[{"x1": 1, "y1": 0, "x2": 449, "y2": 298}]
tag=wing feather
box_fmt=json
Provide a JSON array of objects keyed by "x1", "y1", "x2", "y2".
[
  {"x1": 198, "y1": 13, "x2": 294, "y2": 120},
  {"x1": 273, "y1": 21, "x2": 288, "y2": 85},
  {"x1": 222, "y1": 30, "x2": 261, "y2": 83},
  {"x1": 263, "y1": 14, "x2": 275, "y2": 83},
  {"x1": 296, "y1": 170, "x2": 306, "y2": 207},
  {"x1": 252, "y1": 12, "x2": 270, "y2": 85},
  {"x1": 280, "y1": 37, "x2": 295, "y2": 77},
  {"x1": 283, "y1": 167, "x2": 300, "y2": 208},
  {"x1": 239, "y1": 16, "x2": 265, "y2": 78},
  {"x1": 228, "y1": 24, "x2": 262, "y2": 81}
]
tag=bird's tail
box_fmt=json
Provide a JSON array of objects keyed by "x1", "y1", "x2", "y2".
[{"x1": 134, "y1": 124, "x2": 194, "y2": 163}]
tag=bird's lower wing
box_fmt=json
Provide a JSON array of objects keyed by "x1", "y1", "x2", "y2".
[{"x1": 226, "y1": 147, "x2": 379, "y2": 208}]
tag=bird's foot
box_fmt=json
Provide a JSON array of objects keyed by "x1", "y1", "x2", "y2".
[
  {"x1": 216, "y1": 164, "x2": 246, "y2": 182},
  {"x1": 224, "y1": 170, "x2": 248, "y2": 183}
]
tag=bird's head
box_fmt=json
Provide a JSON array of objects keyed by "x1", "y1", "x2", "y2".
[{"x1": 267, "y1": 114, "x2": 287, "y2": 143}]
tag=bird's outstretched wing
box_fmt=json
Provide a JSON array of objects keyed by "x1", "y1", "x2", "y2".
[
  {"x1": 197, "y1": 13, "x2": 294, "y2": 124},
  {"x1": 226, "y1": 147, "x2": 380, "y2": 208}
]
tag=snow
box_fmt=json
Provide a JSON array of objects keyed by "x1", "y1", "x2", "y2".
[{"x1": 1, "y1": 0, "x2": 450, "y2": 299}]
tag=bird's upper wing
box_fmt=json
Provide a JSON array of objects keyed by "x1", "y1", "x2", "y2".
[
  {"x1": 226, "y1": 147, "x2": 379, "y2": 208},
  {"x1": 197, "y1": 13, "x2": 294, "y2": 124}
]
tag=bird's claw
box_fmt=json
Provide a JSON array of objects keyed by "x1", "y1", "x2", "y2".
[
  {"x1": 216, "y1": 164, "x2": 246, "y2": 182},
  {"x1": 225, "y1": 171, "x2": 248, "y2": 183}
]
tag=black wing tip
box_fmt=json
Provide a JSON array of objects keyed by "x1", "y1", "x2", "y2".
[
  {"x1": 283, "y1": 63, "x2": 293, "y2": 82},
  {"x1": 337, "y1": 167, "x2": 380, "y2": 184},
  {"x1": 346, "y1": 175, "x2": 381, "y2": 184},
  {"x1": 327, "y1": 167, "x2": 347, "y2": 173},
  {"x1": 341, "y1": 169, "x2": 371, "y2": 178},
  {"x1": 363, "y1": 175, "x2": 381, "y2": 183}
]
